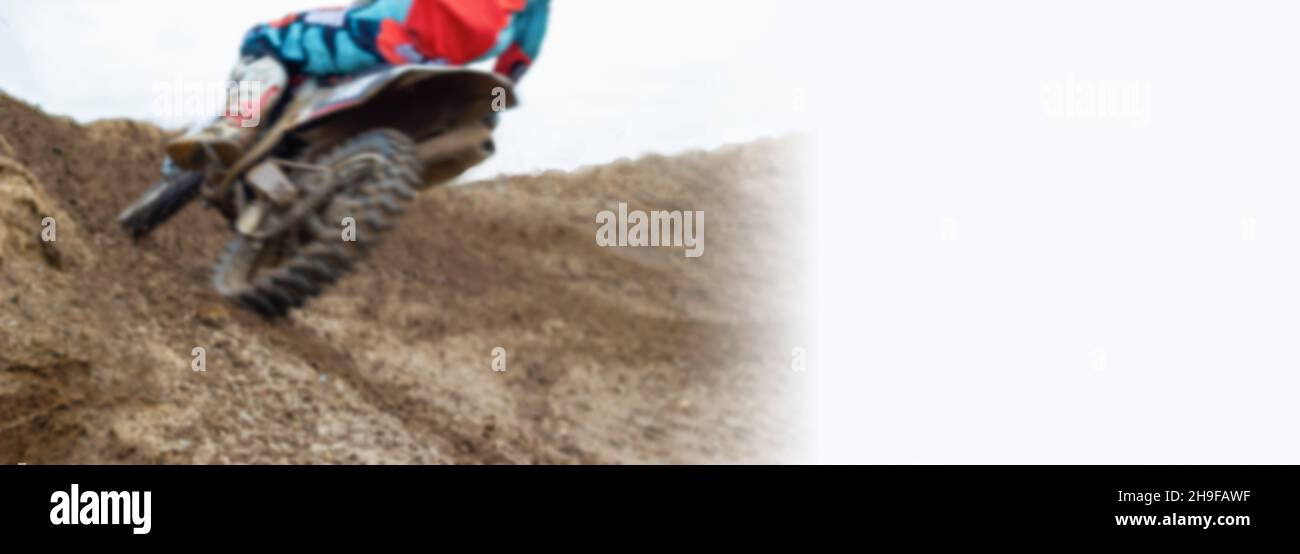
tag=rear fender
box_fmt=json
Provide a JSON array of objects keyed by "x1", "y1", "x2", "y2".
[
  {"x1": 220, "y1": 66, "x2": 517, "y2": 190},
  {"x1": 295, "y1": 66, "x2": 518, "y2": 145}
]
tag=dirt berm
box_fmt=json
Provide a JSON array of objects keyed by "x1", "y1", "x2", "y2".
[{"x1": 0, "y1": 93, "x2": 807, "y2": 464}]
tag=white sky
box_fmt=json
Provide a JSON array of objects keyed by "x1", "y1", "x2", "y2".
[{"x1": 0, "y1": 0, "x2": 808, "y2": 175}]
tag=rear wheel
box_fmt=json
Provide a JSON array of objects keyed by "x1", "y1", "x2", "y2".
[{"x1": 212, "y1": 128, "x2": 422, "y2": 317}]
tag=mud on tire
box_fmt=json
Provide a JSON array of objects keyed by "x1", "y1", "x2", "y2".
[{"x1": 213, "y1": 128, "x2": 423, "y2": 317}]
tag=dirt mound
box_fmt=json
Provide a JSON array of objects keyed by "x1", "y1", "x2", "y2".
[{"x1": 0, "y1": 92, "x2": 807, "y2": 464}]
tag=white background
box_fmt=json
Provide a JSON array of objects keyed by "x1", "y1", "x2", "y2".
[
  {"x1": 6, "y1": 1, "x2": 1299, "y2": 463},
  {"x1": 807, "y1": 1, "x2": 1300, "y2": 463}
]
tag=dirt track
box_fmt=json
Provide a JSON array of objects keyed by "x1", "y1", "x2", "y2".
[{"x1": 0, "y1": 93, "x2": 807, "y2": 464}]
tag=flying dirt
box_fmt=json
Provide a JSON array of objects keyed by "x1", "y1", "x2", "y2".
[{"x1": 0, "y1": 92, "x2": 807, "y2": 464}]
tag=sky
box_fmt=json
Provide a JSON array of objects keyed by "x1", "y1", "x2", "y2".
[{"x1": 0, "y1": 0, "x2": 808, "y2": 176}]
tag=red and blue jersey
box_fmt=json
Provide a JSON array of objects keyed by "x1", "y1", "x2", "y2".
[{"x1": 242, "y1": 0, "x2": 549, "y2": 81}]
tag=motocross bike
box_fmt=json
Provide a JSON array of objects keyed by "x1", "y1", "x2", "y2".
[{"x1": 118, "y1": 65, "x2": 515, "y2": 317}]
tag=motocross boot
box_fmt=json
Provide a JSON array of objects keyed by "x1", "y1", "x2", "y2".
[{"x1": 165, "y1": 56, "x2": 288, "y2": 170}]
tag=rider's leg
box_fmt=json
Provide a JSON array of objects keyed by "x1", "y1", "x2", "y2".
[
  {"x1": 165, "y1": 5, "x2": 405, "y2": 170},
  {"x1": 164, "y1": 55, "x2": 288, "y2": 169}
]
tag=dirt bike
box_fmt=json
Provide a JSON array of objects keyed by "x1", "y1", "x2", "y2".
[{"x1": 118, "y1": 65, "x2": 516, "y2": 317}]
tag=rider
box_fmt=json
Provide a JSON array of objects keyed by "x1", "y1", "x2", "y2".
[{"x1": 166, "y1": 0, "x2": 549, "y2": 170}]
